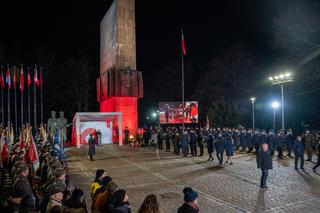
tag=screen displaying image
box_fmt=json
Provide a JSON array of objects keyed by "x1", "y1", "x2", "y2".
[{"x1": 159, "y1": 101, "x2": 198, "y2": 124}]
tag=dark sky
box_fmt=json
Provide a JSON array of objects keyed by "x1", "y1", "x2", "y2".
[
  {"x1": 1, "y1": 0, "x2": 302, "y2": 127},
  {"x1": 0, "y1": 0, "x2": 287, "y2": 68}
]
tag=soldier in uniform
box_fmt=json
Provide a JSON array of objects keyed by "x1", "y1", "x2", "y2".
[
  {"x1": 246, "y1": 129, "x2": 253, "y2": 153},
  {"x1": 267, "y1": 130, "x2": 276, "y2": 157},
  {"x1": 11, "y1": 163, "x2": 35, "y2": 211},
  {"x1": 240, "y1": 129, "x2": 247, "y2": 152},
  {"x1": 47, "y1": 111, "x2": 58, "y2": 137},
  {"x1": 189, "y1": 130, "x2": 197, "y2": 157},
  {"x1": 305, "y1": 130, "x2": 314, "y2": 162},
  {"x1": 88, "y1": 133, "x2": 97, "y2": 161},
  {"x1": 197, "y1": 128, "x2": 204, "y2": 157},
  {"x1": 294, "y1": 135, "x2": 304, "y2": 170},
  {"x1": 207, "y1": 131, "x2": 214, "y2": 161},
  {"x1": 215, "y1": 132, "x2": 224, "y2": 165},
  {"x1": 233, "y1": 129, "x2": 240, "y2": 151},
  {"x1": 276, "y1": 131, "x2": 285, "y2": 159},
  {"x1": 181, "y1": 131, "x2": 189, "y2": 157},
  {"x1": 252, "y1": 130, "x2": 260, "y2": 153},
  {"x1": 285, "y1": 129, "x2": 294, "y2": 157}
]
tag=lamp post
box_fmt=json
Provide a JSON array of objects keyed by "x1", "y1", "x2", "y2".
[
  {"x1": 250, "y1": 97, "x2": 256, "y2": 130},
  {"x1": 271, "y1": 101, "x2": 280, "y2": 130},
  {"x1": 268, "y1": 72, "x2": 293, "y2": 131}
]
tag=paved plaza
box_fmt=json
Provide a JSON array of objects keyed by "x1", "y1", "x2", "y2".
[{"x1": 67, "y1": 145, "x2": 320, "y2": 213}]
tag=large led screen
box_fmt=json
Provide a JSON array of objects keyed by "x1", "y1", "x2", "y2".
[{"x1": 159, "y1": 101, "x2": 198, "y2": 124}]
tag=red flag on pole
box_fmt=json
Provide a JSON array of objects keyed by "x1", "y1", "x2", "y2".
[
  {"x1": 34, "y1": 67, "x2": 40, "y2": 87},
  {"x1": 27, "y1": 69, "x2": 31, "y2": 87},
  {"x1": 20, "y1": 65, "x2": 25, "y2": 92},
  {"x1": 5, "y1": 67, "x2": 11, "y2": 90},
  {"x1": 181, "y1": 31, "x2": 187, "y2": 56},
  {"x1": 0, "y1": 66, "x2": 4, "y2": 89},
  {"x1": 13, "y1": 68, "x2": 17, "y2": 89}
]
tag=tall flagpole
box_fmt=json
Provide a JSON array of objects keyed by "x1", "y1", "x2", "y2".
[
  {"x1": 40, "y1": 66, "x2": 43, "y2": 126},
  {"x1": 34, "y1": 65, "x2": 37, "y2": 129},
  {"x1": 28, "y1": 66, "x2": 31, "y2": 125},
  {"x1": 181, "y1": 29, "x2": 185, "y2": 135},
  {"x1": 20, "y1": 64, "x2": 24, "y2": 128},
  {"x1": 1, "y1": 65, "x2": 4, "y2": 124},
  {"x1": 14, "y1": 66, "x2": 18, "y2": 134},
  {"x1": 6, "y1": 64, "x2": 10, "y2": 127}
]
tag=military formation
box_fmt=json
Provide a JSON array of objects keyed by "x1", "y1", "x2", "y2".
[{"x1": 144, "y1": 127, "x2": 320, "y2": 170}]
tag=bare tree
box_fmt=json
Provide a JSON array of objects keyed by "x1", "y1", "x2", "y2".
[{"x1": 273, "y1": 0, "x2": 320, "y2": 94}]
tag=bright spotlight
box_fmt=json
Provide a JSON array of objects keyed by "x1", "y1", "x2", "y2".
[
  {"x1": 152, "y1": 112, "x2": 157, "y2": 117},
  {"x1": 279, "y1": 74, "x2": 284, "y2": 79},
  {"x1": 274, "y1": 76, "x2": 279, "y2": 79},
  {"x1": 250, "y1": 97, "x2": 256, "y2": 102},
  {"x1": 268, "y1": 77, "x2": 273, "y2": 81},
  {"x1": 271, "y1": 101, "x2": 280, "y2": 109},
  {"x1": 285, "y1": 72, "x2": 291, "y2": 77}
]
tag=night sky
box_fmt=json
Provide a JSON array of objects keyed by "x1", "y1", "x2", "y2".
[{"x1": 0, "y1": 0, "x2": 317, "y2": 129}]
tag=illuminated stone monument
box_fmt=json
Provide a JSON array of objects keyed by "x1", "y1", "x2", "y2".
[{"x1": 97, "y1": 0, "x2": 143, "y2": 140}]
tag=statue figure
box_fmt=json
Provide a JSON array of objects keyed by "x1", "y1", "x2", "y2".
[
  {"x1": 47, "y1": 111, "x2": 58, "y2": 136},
  {"x1": 57, "y1": 111, "x2": 68, "y2": 144}
]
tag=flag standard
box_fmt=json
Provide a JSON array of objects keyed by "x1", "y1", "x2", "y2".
[
  {"x1": 6, "y1": 65, "x2": 11, "y2": 125},
  {"x1": 20, "y1": 65, "x2": 25, "y2": 128}
]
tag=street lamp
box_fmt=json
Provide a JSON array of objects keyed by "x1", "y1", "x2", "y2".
[
  {"x1": 268, "y1": 71, "x2": 293, "y2": 131},
  {"x1": 271, "y1": 101, "x2": 280, "y2": 130},
  {"x1": 250, "y1": 97, "x2": 256, "y2": 130}
]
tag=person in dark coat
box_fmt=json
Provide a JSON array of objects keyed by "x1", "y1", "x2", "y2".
[
  {"x1": 224, "y1": 131, "x2": 234, "y2": 164},
  {"x1": 240, "y1": 129, "x2": 247, "y2": 152},
  {"x1": 124, "y1": 127, "x2": 129, "y2": 145},
  {"x1": 233, "y1": 129, "x2": 240, "y2": 151},
  {"x1": 215, "y1": 132, "x2": 224, "y2": 165},
  {"x1": 181, "y1": 132, "x2": 189, "y2": 157},
  {"x1": 294, "y1": 135, "x2": 304, "y2": 170},
  {"x1": 88, "y1": 133, "x2": 96, "y2": 161},
  {"x1": 276, "y1": 132, "x2": 284, "y2": 159},
  {"x1": 304, "y1": 130, "x2": 314, "y2": 161},
  {"x1": 177, "y1": 187, "x2": 199, "y2": 213},
  {"x1": 165, "y1": 130, "x2": 171, "y2": 152},
  {"x1": 189, "y1": 130, "x2": 197, "y2": 157},
  {"x1": 207, "y1": 133, "x2": 214, "y2": 161},
  {"x1": 246, "y1": 130, "x2": 253, "y2": 153},
  {"x1": 252, "y1": 130, "x2": 260, "y2": 153},
  {"x1": 256, "y1": 143, "x2": 273, "y2": 188},
  {"x1": 312, "y1": 138, "x2": 320, "y2": 173},
  {"x1": 285, "y1": 129, "x2": 294, "y2": 157},
  {"x1": 196, "y1": 128, "x2": 204, "y2": 157},
  {"x1": 267, "y1": 131, "x2": 275, "y2": 156}
]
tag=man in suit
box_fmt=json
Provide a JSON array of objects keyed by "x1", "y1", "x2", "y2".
[{"x1": 257, "y1": 143, "x2": 273, "y2": 188}]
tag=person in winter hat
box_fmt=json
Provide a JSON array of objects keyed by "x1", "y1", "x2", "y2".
[{"x1": 177, "y1": 187, "x2": 199, "y2": 213}]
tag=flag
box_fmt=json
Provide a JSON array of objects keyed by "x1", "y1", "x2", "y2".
[
  {"x1": 34, "y1": 67, "x2": 40, "y2": 87},
  {"x1": 13, "y1": 68, "x2": 17, "y2": 89},
  {"x1": 0, "y1": 133, "x2": 8, "y2": 168},
  {"x1": 181, "y1": 31, "x2": 187, "y2": 56},
  {"x1": 40, "y1": 67, "x2": 43, "y2": 88},
  {"x1": 6, "y1": 67, "x2": 11, "y2": 90},
  {"x1": 27, "y1": 69, "x2": 31, "y2": 87},
  {"x1": 0, "y1": 66, "x2": 4, "y2": 89},
  {"x1": 20, "y1": 65, "x2": 25, "y2": 92},
  {"x1": 26, "y1": 129, "x2": 39, "y2": 170}
]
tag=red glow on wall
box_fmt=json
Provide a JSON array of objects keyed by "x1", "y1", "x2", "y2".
[{"x1": 100, "y1": 97, "x2": 138, "y2": 141}]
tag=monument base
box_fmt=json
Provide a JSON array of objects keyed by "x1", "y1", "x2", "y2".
[{"x1": 100, "y1": 97, "x2": 138, "y2": 139}]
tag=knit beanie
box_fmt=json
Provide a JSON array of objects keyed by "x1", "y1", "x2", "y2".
[{"x1": 183, "y1": 187, "x2": 198, "y2": 202}]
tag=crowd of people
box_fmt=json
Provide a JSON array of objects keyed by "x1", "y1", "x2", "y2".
[
  {"x1": 141, "y1": 126, "x2": 320, "y2": 171},
  {"x1": 90, "y1": 168, "x2": 199, "y2": 213},
  {"x1": 0, "y1": 124, "x2": 89, "y2": 213}
]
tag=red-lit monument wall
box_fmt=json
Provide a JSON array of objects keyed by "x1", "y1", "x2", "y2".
[{"x1": 97, "y1": 0, "x2": 143, "y2": 140}]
